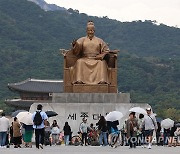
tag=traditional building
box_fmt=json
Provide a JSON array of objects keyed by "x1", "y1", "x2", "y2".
[{"x1": 5, "y1": 78, "x2": 63, "y2": 109}]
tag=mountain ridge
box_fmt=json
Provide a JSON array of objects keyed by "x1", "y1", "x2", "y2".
[
  {"x1": 27, "y1": 0, "x2": 66, "y2": 11},
  {"x1": 0, "y1": 0, "x2": 179, "y2": 116}
]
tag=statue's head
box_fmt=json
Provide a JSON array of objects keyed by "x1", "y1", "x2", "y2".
[{"x1": 86, "y1": 21, "x2": 95, "y2": 40}]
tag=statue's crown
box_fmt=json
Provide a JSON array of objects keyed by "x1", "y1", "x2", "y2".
[{"x1": 87, "y1": 21, "x2": 95, "y2": 27}]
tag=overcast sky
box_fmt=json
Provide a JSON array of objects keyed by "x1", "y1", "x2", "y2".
[{"x1": 45, "y1": 0, "x2": 180, "y2": 27}]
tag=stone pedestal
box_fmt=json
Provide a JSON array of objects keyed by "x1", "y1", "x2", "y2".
[
  {"x1": 29, "y1": 93, "x2": 150, "y2": 134},
  {"x1": 52, "y1": 93, "x2": 130, "y2": 104}
]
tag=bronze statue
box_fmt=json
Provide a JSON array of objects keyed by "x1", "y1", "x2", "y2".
[
  {"x1": 70, "y1": 21, "x2": 110, "y2": 84},
  {"x1": 61, "y1": 21, "x2": 118, "y2": 93}
]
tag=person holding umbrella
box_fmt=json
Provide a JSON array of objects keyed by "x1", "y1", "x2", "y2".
[
  {"x1": 107, "y1": 120, "x2": 119, "y2": 148},
  {"x1": 137, "y1": 114, "x2": 145, "y2": 146},
  {"x1": 15, "y1": 111, "x2": 34, "y2": 148},
  {"x1": 126, "y1": 112, "x2": 139, "y2": 148},
  {"x1": 22, "y1": 123, "x2": 33, "y2": 148},
  {"x1": 105, "y1": 111, "x2": 123, "y2": 147}
]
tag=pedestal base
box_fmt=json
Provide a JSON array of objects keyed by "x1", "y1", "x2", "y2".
[{"x1": 29, "y1": 93, "x2": 151, "y2": 133}]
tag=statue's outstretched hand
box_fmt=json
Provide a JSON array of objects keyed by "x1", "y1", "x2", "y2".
[{"x1": 110, "y1": 50, "x2": 119, "y2": 54}]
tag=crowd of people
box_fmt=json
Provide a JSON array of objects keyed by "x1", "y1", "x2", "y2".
[
  {"x1": 0, "y1": 104, "x2": 72, "y2": 149},
  {"x1": 0, "y1": 104, "x2": 180, "y2": 150}
]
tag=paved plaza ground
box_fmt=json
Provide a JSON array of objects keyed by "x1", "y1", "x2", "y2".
[{"x1": 0, "y1": 145, "x2": 179, "y2": 154}]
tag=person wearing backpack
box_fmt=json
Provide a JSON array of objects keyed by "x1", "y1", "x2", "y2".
[{"x1": 32, "y1": 104, "x2": 48, "y2": 149}]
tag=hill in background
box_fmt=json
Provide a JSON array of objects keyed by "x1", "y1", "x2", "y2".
[
  {"x1": 28, "y1": 0, "x2": 66, "y2": 11},
  {"x1": 0, "y1": 0, "x2": 179, "y2": 119}
]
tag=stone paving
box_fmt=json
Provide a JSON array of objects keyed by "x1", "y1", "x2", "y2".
[{"x1": 0, "y1": 145, "x2": 180, "y2": 154}]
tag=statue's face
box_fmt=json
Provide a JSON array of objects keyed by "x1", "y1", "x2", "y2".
[{"x1": 87, "y1": 26, "x2": 95, "y2": 39}]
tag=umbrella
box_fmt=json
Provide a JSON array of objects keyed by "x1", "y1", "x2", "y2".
[
  {"x1": 175, "y1": 122, "x2": 180, "y2": 127},
  {"x1": 161, "y1": 118, "x2": 174, "y2": 129},
  {"x1": 11, "y1": 110, "x2": 28, "y2": 117},
  {"x1": 16, "y1": 112, "x2": 33, "y2": 125},
  {"x1": 105, "y1": 111, "x2": 123, "y2": 121},
  {"x1": 45, "y1": 111, "x2": 58, "y2": 117},
  {"x1": 129, "y1": 107, "x2": 147, "y2": 115}
]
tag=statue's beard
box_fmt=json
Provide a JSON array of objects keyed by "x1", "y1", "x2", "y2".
[{"x1": 88, "y1": 34, "x2": 94, "y2": 40}]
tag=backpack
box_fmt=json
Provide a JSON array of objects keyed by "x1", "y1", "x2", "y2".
[{"x1": 33, "y1": 111, "x2": 43, "y2": 126}]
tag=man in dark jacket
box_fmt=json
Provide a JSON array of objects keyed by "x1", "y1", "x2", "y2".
[{"x1": 63, "y1": 122, "x2": 71, "y2": 145}]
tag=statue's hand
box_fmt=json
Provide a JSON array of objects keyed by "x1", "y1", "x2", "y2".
[
  {"x1": 71, "y1": 39, "x2": 77, "y2": 47},
  {"x1": 95, "y1": 55, "x2": 103, "y2": 60}
]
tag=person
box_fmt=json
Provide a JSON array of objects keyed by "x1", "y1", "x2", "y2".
[
  {"x1": 51, "y1": 120, "x2": 60, "y2": 145},
  {"x1": 32, "y1": 104, "x2": 48, "y2": 149},
  {"x1": 9, "y1": 122, "x2": 14, "y2": 145},
  {"x1": 44, "y1": 121, "x2": 52, "y2": 146},
  {"x1": 96, "y1": 116, "x2": 108, "y2": 146},
  {"x1": 107, "y1": 120, "x2": 119, "y2": 148},
  {"x1": 156, "y1": 122, "x2": 163, "y2": 146},
  {"x1": 0, "y1": 112, "x2": 10, "y2": 148},
  {"x1": 137, "y1": 114, "x2": 144, "y2": 146},
  {"x1": 141, "y1": 108, "x2": 157, "y2": 149},
  {"x1": 174, "y1": 124, "x2": 180, "y2": 146},
  {"x1": 126, "y1": 112, "x2": 139, "y2": 148},
  {"x1": 13, "y1": 117, "x2": 22, "y2": 148},
  {"x1": 168, "y1": 122, "x2": 177, "y2": 147},
  {"x1": 121, "y1": 120, "x2": 128, "y2": 146},
  {"x1": 163, "y1": 128, "x2": 170, "y2": 146},
  {"x1": 79, "y1": 118, "x2": 90, "y2": 146},
  {"x1": 88, "y1": 123, "x2": 98, "y2": 143},
  {"x1": 71, "y1": 21, "x2": 111, "y2": 84},
  {"x1": 22, "y1": 123, "x2": 33, "y2": 148},
  {"x1": 63, "y1": 122, "x2": 71, "y2": 145}
]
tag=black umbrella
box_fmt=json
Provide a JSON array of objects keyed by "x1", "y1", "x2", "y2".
[
  {"x1": 11, "y1": 110, "x2": 28, "y2": 117},
  {"x1": 175, "y1": 122, "x2": 180, "y2": 127},
  {"x1": 45, "y1": 111, "x2": 58, "y2": 117}
]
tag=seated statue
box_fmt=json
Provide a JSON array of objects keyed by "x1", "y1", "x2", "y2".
[{"x1": 70, "y1": 21, "x2": 111, "y2": 85}]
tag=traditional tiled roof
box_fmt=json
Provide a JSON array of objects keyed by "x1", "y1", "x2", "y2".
[{"x1": 8, "y1": 78, "x2": 63, "y2": 93}]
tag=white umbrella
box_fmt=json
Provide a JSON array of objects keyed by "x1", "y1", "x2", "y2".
[
  {"x1": 161, "y1": 118, "x2": 174, "y2": 129},
  {"x1": 16, "y1": 112, "x2": 33, "y2": 125},
  {"x1": 129, "y1": 107, "x2": 147, "y2": 115},
  {"x1": 105, "y1": 111, "x2": 123, "y2": 121},
  {"x1": 11, "y1": 110, "x2": 28, "y2": 117}
]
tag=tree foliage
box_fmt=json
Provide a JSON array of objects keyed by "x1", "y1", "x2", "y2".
[{"x1": 0, "y1": 0, "x2": 179, "y2": 117}]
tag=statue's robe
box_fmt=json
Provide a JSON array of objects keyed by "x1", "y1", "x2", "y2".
[{"x1": 70, "y1": 36, "x2": 110, "y2": 84}]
